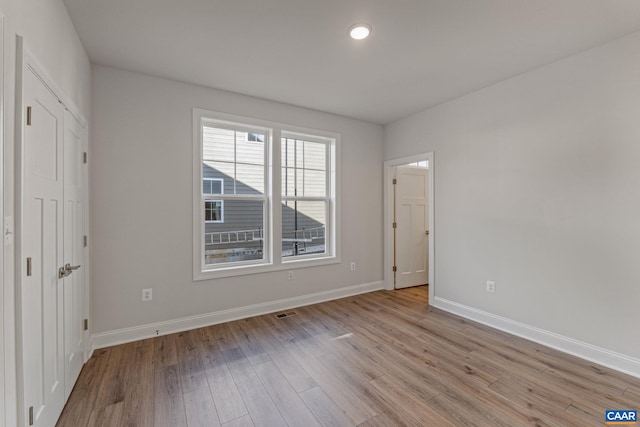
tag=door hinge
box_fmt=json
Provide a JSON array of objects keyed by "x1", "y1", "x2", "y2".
[
  {"x1": 28, "y1": 406, "x2": 34, "y2": 425},
  {"x1": 83, "y1": 235, "x2": 88, "y2": 247},
  {"x1": 392, "y1": 222, "x2": 397, "y2": 229},
  {"x1": 83, "y1": 152, "x2": 88, "y2": 164},
  {"x1": 26, "y1": 107, "x2": 32, "y2": 126},
  {"x1": 392, "y1": 266, "x2": 397, "y2": 272},
  {"x1": 392, "y1": 178, "x2": 397, "y2": 185},
  {"x1": 84, "y1": 319, "x2": 89, "y2": 331},
  {"x1": 26, "y1": 258, "x2": 32, "y2": 277}
]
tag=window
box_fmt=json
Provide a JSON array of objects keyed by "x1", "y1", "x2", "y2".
[
  {"x1": 203, "y1": 178, "x2": 223, "y2": 194},
  {"x1": 205, "y1": 200, "x2": 224, "y2": 222},
  {"x1": 193, "y1": 109, "x2": 339, "y2": 279},
  {"x1": 281, "y1": 136, "x2": 329, "y2": 258},
  {"x1": 200, "y1": 123, "x2": 267, "y2": 266},
  {"x1": 247, "y1": 133, "x2": 265, "y2": 143},
  {"x1": 408, "y1": 160, "x2": 428, "y2": 168},
  {"x1": 203, "y1": 178, "x2": 224, "y2": 223}
]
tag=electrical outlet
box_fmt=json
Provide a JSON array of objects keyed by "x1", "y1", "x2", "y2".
[
  {"x1": 142, "y1": 288, "x2": 153, "y2": 301},
  {"x1": 350, "y1": 262, "x2": 356, "y2": 271},
  {"x1": 288, "y1": 271, "x2": 294, "y2": 280},
  {"x1": 486, "y1": 281, "x2": 496, "y2": 293}
]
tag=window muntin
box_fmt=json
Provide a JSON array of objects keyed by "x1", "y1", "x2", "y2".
[{"x1": 195, "y1": 109, "x2": 338, "y2": 278}]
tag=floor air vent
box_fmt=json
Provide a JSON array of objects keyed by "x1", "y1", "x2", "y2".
[{"x1": 275, "y1": 311, "x2": 297, "y2": 319}]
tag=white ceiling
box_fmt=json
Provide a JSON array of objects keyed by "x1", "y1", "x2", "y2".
[{"x1": 63, "y1": 0, "x2": 640, "y2": 124}]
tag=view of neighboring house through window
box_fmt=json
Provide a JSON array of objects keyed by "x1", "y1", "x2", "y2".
[
  {"x1": 195, "y1": 109, "x2": 338, "y2": 277},
  {"x1": 282, "y1": 135, "x2": 328, "y2": 258},
  {"x1": 201, "y1": 124, "x2": 267, "y2": 265}
]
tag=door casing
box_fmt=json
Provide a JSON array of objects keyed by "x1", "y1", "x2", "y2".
[{"x1": 383, "y1": 152, "x2": 435, "y2": 303}]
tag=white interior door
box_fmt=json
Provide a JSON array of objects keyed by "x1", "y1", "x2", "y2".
[
  {"x1": 394, "y1": 165, "x2": 429, "y2": 289},
  {"x1": 22, "y1": 65, "x2": 66, "y2": 427},
  {"x1": 63, "y1": 110, "x2": 86, "y2": 398}
]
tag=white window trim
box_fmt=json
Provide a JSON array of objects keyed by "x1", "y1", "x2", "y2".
[{"x1": 192, "y1": 108, "x2": 341, "y2": 281}]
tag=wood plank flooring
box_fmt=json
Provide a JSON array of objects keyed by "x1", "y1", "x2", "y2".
[{"x1": 57, "y1": 287, "x2": 640, "y2": 426}]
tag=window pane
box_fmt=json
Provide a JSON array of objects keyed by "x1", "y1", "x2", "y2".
[
  {"x1": 204, "y1": 200, "x2": 265, "y2": 265},
  {"x1": 237, "y1": 132, "x2": 265, "y2": 165},
  {"x1": 236, "y1": 163, "x2": 264, "y2": 194},
  {"x1": 296, "y1": 139, "x2": 305, "y2": 168},
  {"x1": 282, "y1": 168, "x2": 295, "y2": 197},
  {"x1": 303, "y1": 169, "x2": 326, "y2": 197},
  {"x1": 281, "y1": 200, "x2": 326, "y2": 258},
  {"x1": 282, "y1": 138, "x2": 296, "y2": 168},
  {"x1": 202, "y1": 126, "x2": 265, "y2": 195},
  {"x1": 281, "y1": 137, "x2": 327, "y2": 197},
  {"x1": 204, "y1": 161, "x2": 234, "y2": 187},
  {"x1": 303, "y1": 141, "x2": 326, "y2": 171},
  {"x1": 203, "y1": 126, "x2": 234, "y2": 162},
  {"x1": 296, "y1": 168, "x2": 304, "y2": 196}
]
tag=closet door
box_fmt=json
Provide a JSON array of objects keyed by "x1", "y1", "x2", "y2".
[
  {"x1": 63, "y1": 110, "x2": 86, "y2": 398},
  {"x1": 22, "y1": 64, "x2": 66, "y2": 427}
]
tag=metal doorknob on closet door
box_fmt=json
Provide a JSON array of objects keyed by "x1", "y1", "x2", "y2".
[
  {"x1": 59, "y1": 266, "x2": 71, "y2": 279},
  {"x1": 58, "y1": 263, "x2": 81, "y2": 278},
  {"x1": 425, "y1": 230, "x2": 430, "y2": 235}
]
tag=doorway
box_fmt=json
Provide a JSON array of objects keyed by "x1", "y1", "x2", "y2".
[{"x1": 384, "y1": 153, "x2": 434, "y2": 302}]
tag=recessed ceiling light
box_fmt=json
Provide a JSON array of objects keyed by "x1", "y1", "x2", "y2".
[{"x1": 349, "y1": 24, "x2": 371, "y2": 40}]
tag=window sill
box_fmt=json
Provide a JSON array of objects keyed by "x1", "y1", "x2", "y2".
[{"x1": 194, "y1": 255, "x2": 340, "y2": 281}]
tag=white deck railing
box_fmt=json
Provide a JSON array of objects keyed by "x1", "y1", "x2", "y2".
[
  {"x1": 205, "y1": 225, "x2": 325, "y2": 245},
  {"x1": 205, "y1": 228, "x2": 263, "y2": 245}
]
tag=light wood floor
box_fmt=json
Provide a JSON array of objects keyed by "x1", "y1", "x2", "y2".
[{"x1": 57, "y1": 287, "x2": 640, "y2": 427}]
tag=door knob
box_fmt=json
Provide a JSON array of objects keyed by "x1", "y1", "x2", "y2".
[
  {"x1": 58, "y1": 263, "x2": 81, "y2": 278},
  {"x1": 425, "y1": 230, "x2": 430, "y2": 235},
  {"x1": 58, "y1": 266, "x2": 71, "y2": 279}
]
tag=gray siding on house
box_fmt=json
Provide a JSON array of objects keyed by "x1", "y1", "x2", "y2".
[{"x1": 202, "y1": 164, "x2": 325, "y2": 261}]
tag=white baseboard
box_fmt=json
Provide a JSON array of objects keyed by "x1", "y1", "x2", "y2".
[
  {"x1": 92, "y1": 281, "x2": 384, "y2": 350},
  {"x1": 432, "y1": 297, "x2": 640, "y2": 379}
]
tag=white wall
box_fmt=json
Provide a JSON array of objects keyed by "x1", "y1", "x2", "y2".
[
  {"x1": 385, "y1": 32, "x2": 640, "y2": 361},
  {"x1": 0, "y1": 1, "x2": 91, "y2": 426},
  {"x1": 90, "y1": 65, "x2": 383, "y2": 336}
]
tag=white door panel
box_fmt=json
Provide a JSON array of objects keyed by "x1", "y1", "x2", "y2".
[
  {"x1": 23, "y1": 65, "x2": 66, "y2": 427},
  {"x1": 63, "y1": 111, "x2": 85, "y2": 398},
  {"x1": 395, "y1": 166, "x2": 429, "y2": 289}
]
